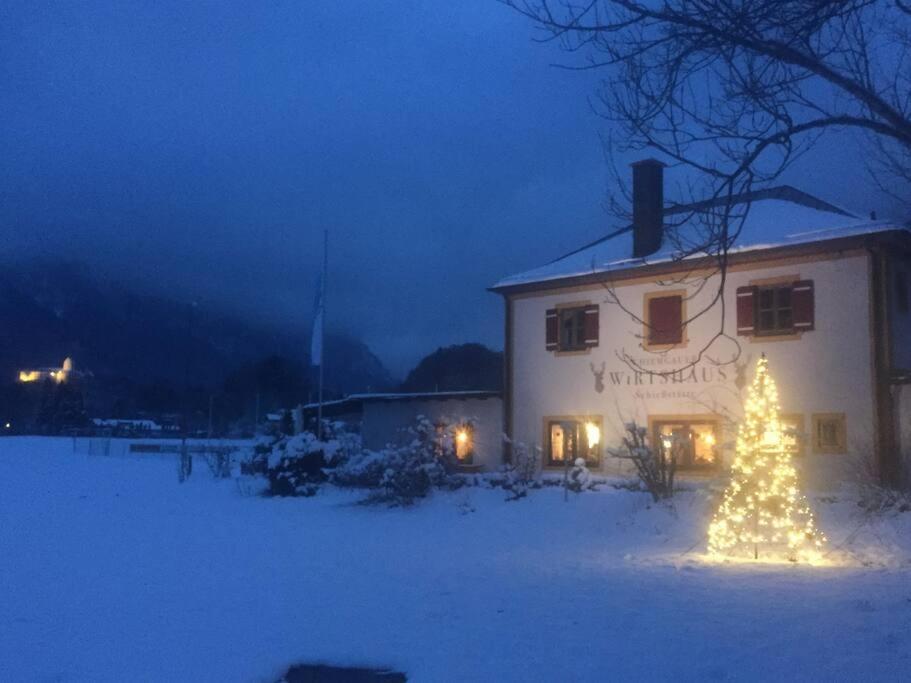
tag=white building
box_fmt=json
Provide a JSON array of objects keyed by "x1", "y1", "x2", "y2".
[{"x1": 491, "y1": 160, "x2": 911, "y2": 489}]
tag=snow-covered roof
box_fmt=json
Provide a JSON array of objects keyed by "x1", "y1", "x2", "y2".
[
  {"x1": 301, "y1": 390, "x2": 500, "y2": 411},
  {"x1": 492, "y1": 186, "x2": 910, "y2": 290}
]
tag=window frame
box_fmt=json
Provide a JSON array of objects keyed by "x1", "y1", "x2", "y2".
[
  {"x1": 754, "y1": 283, "x2": 795, "y2": 336},
  {"x1": 543, "y1": 416, "x2": 602, "y2": 468},
  {"x1": 643, "y1": 290, "x2": 687, "y2": 349},
  {"x1": 648, "y1": 416, "x2": 721, "y2": 471},
  {"x1": 780, "y1": 413, "x2": 805, "y2": 457},
  {"x1": 811, "y1": 413, "x2": 848, "y2": 454},
  {"x1": 557, "y1": 306, "x2": 589, "y2": 352},
  {"x1": 453, "y1": 424, "x2": 474, "y2": 464}
]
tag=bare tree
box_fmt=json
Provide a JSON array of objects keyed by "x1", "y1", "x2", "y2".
[{"x1": 504, "y1": 0, "x2": 911, "y2": 373}]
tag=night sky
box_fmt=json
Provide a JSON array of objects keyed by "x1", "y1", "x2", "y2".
[{"x1": 1, "y1": 1, "x2": 900, "y2": 376}]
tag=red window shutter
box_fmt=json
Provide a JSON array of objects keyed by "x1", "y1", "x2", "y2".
[
  {"x1": 583, "y1": 305, "x2": 600, "y2": 346},
  {"x1": 648, "y1": 296, "x2": 682, "y2": 345},
  {"x1": 792, "y1": 280, "x2": 815, "y2": 331},
  {"x1": 736, "y1": 286, "x2": 757, "y2": 335},
  {"x1": 545, "y1": 309, "x2": 558, "y2": 350}
]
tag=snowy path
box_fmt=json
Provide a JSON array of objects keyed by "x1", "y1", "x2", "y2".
[{"x1": 1, "y1": 438, "x2": 910, "y2": 682}]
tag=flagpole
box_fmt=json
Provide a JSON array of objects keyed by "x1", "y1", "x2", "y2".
[{"x1": 317, "y1": 229, "x2": 327, "y2": 440}]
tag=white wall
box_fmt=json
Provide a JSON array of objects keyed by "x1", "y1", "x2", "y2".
[
  {"x1": 361, "y1": 397, "x2": 503, "y2": 470},
  {"x1": 509, "y1": 251, "x2": 874, "y2": 488}
]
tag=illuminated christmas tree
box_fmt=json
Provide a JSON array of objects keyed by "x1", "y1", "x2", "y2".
[{"x1": 708, "y1": 355, "x2": 826, "y2": 561}]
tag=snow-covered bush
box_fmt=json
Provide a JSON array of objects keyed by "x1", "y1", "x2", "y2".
[
  {"x1": 500, "y1": 438, "x2": 541, "y2": 501},
  {"x1": 329, "y1": 449, "x2": 389, "y2": 488},
  {"x1": 849, "y1": 446, "x2": 911, "y2": 514},
  {"x1": 565, "y1": 457, "x2": 592, "y2": 493},
  {"x1": 264, "y1": 432, "x2": 327, "y2": 497},
  {"x1": 240, "y1": 435, "x2": 275, "y2": 477},
  {"x1": 242, "y1": 422, "x2": 362, "y2": 497},
  {"x1": 331, "y1": 415, "x2": 452, "y2": 506}
]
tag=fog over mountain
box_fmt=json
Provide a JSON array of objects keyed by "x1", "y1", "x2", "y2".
[{"x1": 0, "y1": 260, "x2": 394, "y2": 398}]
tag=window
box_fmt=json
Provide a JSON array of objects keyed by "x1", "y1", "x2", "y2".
[
  {"x1": 546, "y1": 418, "x2": 601, "y2": 467},
  {"x1": 780, "y1": 414, "x2": 805, "y2": 456},
  {"x1": 756, "y1": 285, "x2": 793, "y2": 334},
  {"x1": 812, "y1": 414, "x2": 847, "y2": 454},
  {"x1": 453, "y1": 425, "x2": 474, "y2": 463},
  {"x1": 736, "y1": 280, "x2": 814, "y2": 336},
  {"x1": 546, "y1": 304, "x2": 599, "y2": 352},
  {"x1": 645, "y1": 293, "x2": 684, "y2": 346},
  {"x1": 559, "y1": 307, "x2": 587, "y2": 351},
  {"x1": 652, "y1": 420, "x2": 719, "y2": 469}
]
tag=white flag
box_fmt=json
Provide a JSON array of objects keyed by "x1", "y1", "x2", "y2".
[{"x1": 310, "y1": 276, "x2": 323, "y2": 367}]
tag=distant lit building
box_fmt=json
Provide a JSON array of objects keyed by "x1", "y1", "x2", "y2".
[{"x1": 18, "y1": 357, "x2": 85, "y2": 384}]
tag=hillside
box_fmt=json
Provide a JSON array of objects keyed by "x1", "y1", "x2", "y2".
[{"x1": 0, "y1": 260, "x2": 393, "y2": 423}]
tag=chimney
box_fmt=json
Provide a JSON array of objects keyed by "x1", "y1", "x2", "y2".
[{"x1": 631, "y1": 158, "x2": 665, "y2": 258}]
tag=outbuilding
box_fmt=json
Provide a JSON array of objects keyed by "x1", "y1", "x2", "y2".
[{"x1": 299, "y1": 391, "x2": 502, "y2": 471}]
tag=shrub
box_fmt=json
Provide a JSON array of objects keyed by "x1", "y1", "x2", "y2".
[
  {"x1": 332, "y1": 415, "x2": 451, "y2": 506},
  {"x1": 242, "y1": 423, "x2": 363, "y2": 497},
  {"x1": 850, "y1": 447, "x2": 911, "y2": 513},
  {"x1": 500, "y1": 439, "x2": 540, "y2": 501},
  {"x1": 608, "y1": 422, "x2": 676, "y2": 501},
  {"x1": 265, "y1": 432, "x2": 328, "y2": 497},
  {"x1": 329, "y1": 449, "x2": 389, "y2": 488}
]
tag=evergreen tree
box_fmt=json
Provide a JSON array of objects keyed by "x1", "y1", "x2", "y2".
[{"x1": 708, "y1": 355, "x2": 826, "y2": 561}]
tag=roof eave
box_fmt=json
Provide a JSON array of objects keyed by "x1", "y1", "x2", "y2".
[{"x1": 489, "y1": 228, "x2": 911, "y2": 296}]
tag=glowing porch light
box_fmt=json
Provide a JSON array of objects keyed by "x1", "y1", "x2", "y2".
[{"x1": 455, "y1": 429, "x2": 469, "y2": 445}]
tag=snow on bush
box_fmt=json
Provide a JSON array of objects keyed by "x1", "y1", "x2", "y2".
[
  {"x1": 242, "y1": 422, "x2": 362, "y2": 497},
  {"x1": 499, "y1": 439, "x2": 541, "y2": 501},
  {"x1": 331, "y1": 415, "x2": 461, "y2": 506},
  {"x1": 608, "y1": 421, "x2": 676, "y2": 501}
]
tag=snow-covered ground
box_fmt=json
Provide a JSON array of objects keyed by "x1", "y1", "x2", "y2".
[{"x1": 2, "y1": 437, "x2": 910, "y2": 682}]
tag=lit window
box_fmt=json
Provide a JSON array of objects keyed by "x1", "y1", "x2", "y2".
[
  {"x1": 653, "y1": 420, "x2": 719, "y2": 469},
  {"x1": 454, "y1": 426, "x2": 473, "y2": 463},
  {"x1": 547, "y1": 418, "x2": 600, "y2": 466},
  {"x1": 812, "y1": 414, "x2": 847, "y2": 454}
]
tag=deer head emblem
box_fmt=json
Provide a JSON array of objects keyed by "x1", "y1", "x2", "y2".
[{"x1": 590, "y1": 361, "x2": 606, "y2": 394}]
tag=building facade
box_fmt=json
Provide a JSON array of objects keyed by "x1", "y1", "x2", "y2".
[{"x1": 492, "y1": 161, "x2": 911, "y2": 488}]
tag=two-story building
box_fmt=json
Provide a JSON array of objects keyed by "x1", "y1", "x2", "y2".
[{"x1": 491, "y1": 160, "x2": 911, "y2": 488}]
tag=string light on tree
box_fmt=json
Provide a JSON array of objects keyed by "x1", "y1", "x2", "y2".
[{"x1": 708, "y1": 354, "x2": 826, "y2": 562}]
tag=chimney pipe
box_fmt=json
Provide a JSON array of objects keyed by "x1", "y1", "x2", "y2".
[{"x1": 632, "y1": 159, "x2": 665, "y2": 258}]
